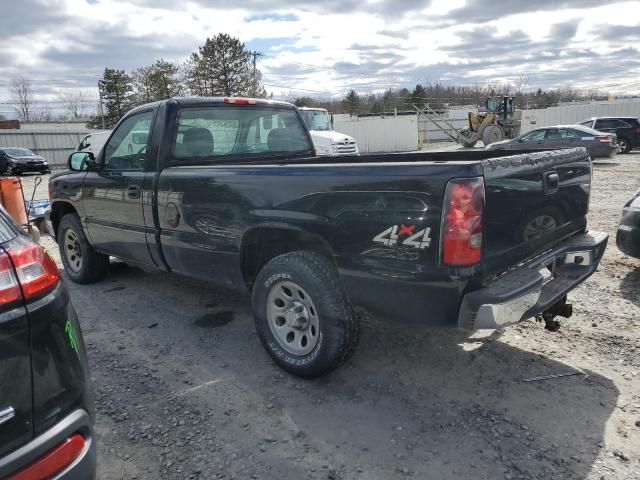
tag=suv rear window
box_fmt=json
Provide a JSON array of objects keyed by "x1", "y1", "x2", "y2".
[
  {"x1": 595, "y1": 119, "x2": 632, "y2": 129},
  {"x1": 173, "y1": 106, "x2": 312, "y2": 163}
]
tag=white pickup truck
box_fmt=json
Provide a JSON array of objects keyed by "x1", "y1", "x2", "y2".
[{"x1": 298, "y1": 107, "x2": 359, "y2": 156}]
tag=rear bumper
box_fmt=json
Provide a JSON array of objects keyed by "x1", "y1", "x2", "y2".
[
  {"x1": 616, "y1": 206, "x2": 640, "y2": 258},
  {"x1": 0, "y1": 409, "x2": 96, "y2": 479},
  {"x1": 590, "y1": 144, "x2": 619, "y2": 158},
  {"x1": 458, "y1": 231, "x2": 608, "y2": 329}
]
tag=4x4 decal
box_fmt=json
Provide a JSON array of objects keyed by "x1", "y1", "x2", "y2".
[{"x1": 373, "y1": 224, "x2": 432, "y2": 249}]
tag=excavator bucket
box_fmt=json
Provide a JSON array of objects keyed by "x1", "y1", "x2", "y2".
[{"x1": 457, "y1": 112, "x2": 501, "y2": 147}]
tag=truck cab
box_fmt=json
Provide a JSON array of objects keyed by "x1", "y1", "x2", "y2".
[{"x1": 298, "y1": 107, "x2": 359, "y2": 156}]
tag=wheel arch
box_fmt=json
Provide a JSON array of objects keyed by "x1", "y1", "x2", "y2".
[
  {"x1": 50, "y1": 201, "x2": 79, "y2": 240},
  {"x1": 240, "y1": 225, "x2": 336, "y2": 290}
]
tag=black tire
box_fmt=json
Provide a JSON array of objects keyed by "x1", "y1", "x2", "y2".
[
  {"x1": 4, "y1": 164, "x2": 17, "y2": 176},
  {"x1": 618, "y1": 137, "x2": 631, "y2": 154},
  {"x1": 252, "y1": 251, "x2": 359, "y2": 378},
  {"x1": 58, "y1": 213, "x2": 109, "y2": 284}
]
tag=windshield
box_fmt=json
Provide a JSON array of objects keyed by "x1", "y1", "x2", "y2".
[
  {"x1": 300, "y1": 110, "x2": 332, "y2": 131},
  {"x1": 3, "y1": 148, "x2": 35, "y2": 157}
]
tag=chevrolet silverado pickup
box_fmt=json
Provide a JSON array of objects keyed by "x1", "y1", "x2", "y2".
[{"x1": 47, "y1": 97, "x2": 608, "y2": 378}]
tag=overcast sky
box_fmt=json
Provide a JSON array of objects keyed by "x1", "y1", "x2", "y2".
[{"x1": 1, "y1": 0, "x2": 639, "y2": 116}]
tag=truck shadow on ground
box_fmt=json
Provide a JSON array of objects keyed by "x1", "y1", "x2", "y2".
[
  {"x1": 620, "y1": 267, "x2": 640, "y2": 307},
  {"x1": 81, "y1": 264, "x2": 619, "y2": 480}
]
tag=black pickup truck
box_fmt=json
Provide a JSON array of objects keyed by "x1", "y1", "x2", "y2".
[{"x1": 47, "y1": 97, "x2": 607, "y2": 378}]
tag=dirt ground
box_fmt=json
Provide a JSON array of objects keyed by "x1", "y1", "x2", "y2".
[{"x1": 24, "y1": 150, "x2": 640, "y2": 480}]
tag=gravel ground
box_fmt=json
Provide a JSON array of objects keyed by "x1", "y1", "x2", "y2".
[{"x1": 23, "y1": 150, "x2": 640, "y2": 480}]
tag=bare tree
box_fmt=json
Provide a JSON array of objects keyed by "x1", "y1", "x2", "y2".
[
  {"x1": 59, "y1": 90, "x2": 90, "y2": 120},
  {"x1": 33, "y1": 106, "x2": 53, "y2": 122},
  {"x1": 11, "y1": 78, "x2": 34, "y2": 121}
]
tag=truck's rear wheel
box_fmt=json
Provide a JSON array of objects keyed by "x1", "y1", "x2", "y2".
[
  {"x1": 58, "y1": 213, "x2": 109, "y2": 284},
  {"x1": 252, "y1": 251, "x2": 359, "y2": 378}
]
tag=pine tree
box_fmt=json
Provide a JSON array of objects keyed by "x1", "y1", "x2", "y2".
[
  {"x1": 342, "y1": 90, "x2": 361, "y2": 114},
  {"x1": 185, "y1": 34, "x2": 258, "y2": 97},
  {"x1": 132, "y1": 59, "x2": 182, "y2": 104},
  {"x1": 98, "y1": 68, "x2": 133, "y2": 127}
]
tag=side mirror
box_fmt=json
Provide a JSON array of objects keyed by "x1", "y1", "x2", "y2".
[{"x1": 68, "y1": 151, "x2": 95, "y2": 171}]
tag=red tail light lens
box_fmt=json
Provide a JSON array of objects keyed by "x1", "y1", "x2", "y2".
[
  {"x1": 596, "y1": 136, "x2": 612, "y2": 143},
  {"x1": 0, "y1": 251, "x2": 22, "y2": 306},
  {"x1": 8, "y1": 434, "x2": 85, "y2": 480},
  {"x1": 0, "y1": 240, "x2": 60, "y2": 307},
  {"x1": 9, "y1": 242, "x2": 60, "y2": 299},
  {"x1": 441, "y1": 177, "x2": 485, "y2": 266},
  {"x1": 224, "y1": 97, "x2": 257, "y2": 105}
]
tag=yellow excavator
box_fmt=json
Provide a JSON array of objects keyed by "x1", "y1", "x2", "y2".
[
  {"x1": 419, "y1": 96, "x2": 521, "y2": 148},
  {"x1": 457, "y1": 96, "x2": 520, "y2": 147}
]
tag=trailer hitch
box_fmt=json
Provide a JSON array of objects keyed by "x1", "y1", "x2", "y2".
[{"x1": 537, "y1": 297, "x2": 573, "y2": 332}]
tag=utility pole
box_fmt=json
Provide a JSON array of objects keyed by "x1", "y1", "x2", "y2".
[
  {"x1": 249, "y1": 51, "x2": 264, "y2": 97},
  {"x1": 97, "y1": 81, "x2": 105, "y2": 130}
]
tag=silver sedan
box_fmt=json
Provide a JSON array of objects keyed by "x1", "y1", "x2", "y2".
[{"x1": 486, "y1": 125, "x2": 619, "y2": 158}]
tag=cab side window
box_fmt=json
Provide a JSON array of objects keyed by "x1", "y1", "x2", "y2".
[{"x1": 103, "y1": 111, "x2": 154, "y2": 171}]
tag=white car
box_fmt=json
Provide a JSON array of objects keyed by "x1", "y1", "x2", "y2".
[{"x1": 298, "y1": 107, "x2": 359, "y2": 156}]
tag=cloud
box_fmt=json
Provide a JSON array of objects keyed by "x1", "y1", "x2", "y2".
[
  {"x1": 548, "y1": 20, "x2": 580, "y2": 42},
  {"x1": 126, "y1": 0, "x2": 431, "y2": 16},
  {"x1": 593, "y1": 23, "x2": 640, "y2": 41},
  {"x1": 445, "y1": 0, "x2": 607, "y2": 23},
  {"x1": 0, "y1": 0, "x2": 67, "y2": 39},
  {"x1": 0, "y1": 0, "x2": 638, "y2": 115}
]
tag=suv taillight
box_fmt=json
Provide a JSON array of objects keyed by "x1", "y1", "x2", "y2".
[
  {"x1": 0, "y1": 240, "x2": 59, "y2": 307},
  {"x1": 441, "y1": 177, "x2": 485, "y2": 266}
]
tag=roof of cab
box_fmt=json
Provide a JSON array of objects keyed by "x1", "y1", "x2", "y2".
[
  {"x1": 175, "y1": 97, "x2": 295, "y2": 108},
  {"x1": 126, "y1": 97, "x2": 296, "y2": 116}
]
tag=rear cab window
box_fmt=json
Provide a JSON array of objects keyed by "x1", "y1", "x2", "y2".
[{"x1": 172, "y1": 105, "x2": 313, "y2": 163}]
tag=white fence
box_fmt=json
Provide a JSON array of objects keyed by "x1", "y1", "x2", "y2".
[
  {"x1": 520, "y1": 99, "x2": 640, "y2": 133},
  {"x1": 0, "y1": 122, "x2": 91, "y2": 166},
  {"x1": 333, "y1": 114, "x2": 418, "y2": 153}
]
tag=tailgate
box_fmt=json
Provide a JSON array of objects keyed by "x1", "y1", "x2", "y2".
[{"x1": 481, "y1": 148, "x2": 591, "y2": 275}]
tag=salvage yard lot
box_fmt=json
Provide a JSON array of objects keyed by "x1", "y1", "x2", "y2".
[{"x1": 31, "y1": 152, "x2": 640, "y2": 479}]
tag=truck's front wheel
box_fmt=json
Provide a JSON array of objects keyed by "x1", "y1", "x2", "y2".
[
  {"x1": 58, "y1": 213, "x2": 109, "y2": 284},
  {"x1": 253, "y1": 251, "x2": 359, "y2": 378}
]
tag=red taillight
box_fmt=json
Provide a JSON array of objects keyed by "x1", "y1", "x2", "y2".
[
  {"x1": 8, "y1": 434, "x2": 85, "y2": 480},
  {"x1": 441, "y1": 177, "x2": 485, "y2": 266},
  {"x1": 0, "y1": 240, "x2": 59, "y2": 306},
  {"x1": 223, "y1": 97, "x2": 257, "y2": 105},
  {"x1": 596, "y1": 136, "x2": 612, "y2": 143},
  {"x1": 0, "y1": 251, "x2": 22, "y2": 306},
  {"x1": 9, "y1": 242, "x2": 60, "y2": 299}
]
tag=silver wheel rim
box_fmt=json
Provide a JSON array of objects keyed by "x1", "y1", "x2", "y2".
[
  {"x1": 620, "y1": 139, "x2": 629, "y2": 152},
  {"x1": 266, "y1": 280, "x2": 320, "y2": 356},
  {"x1": 523, "y1": 215, "x2": 557, "y2": 241},
  {"x1": 63, "y1": 229, "x2": 83, "y2": 272}
]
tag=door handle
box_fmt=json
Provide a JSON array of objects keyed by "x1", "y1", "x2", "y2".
[
  {"x1": 543, "y1": 172, "x2": 559, "y2": 195},
  {"x1": 126, "y1": 185, "x2": 141, "y2": 199}
]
